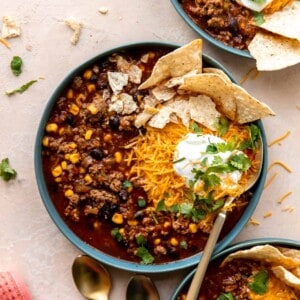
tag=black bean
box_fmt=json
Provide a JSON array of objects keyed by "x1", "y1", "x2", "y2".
[
  {"x1": 66, "y1": 114, "x2": 75, "y2": 126},
  {"x1": 229, "y1": 18, "x2": 239, "y2": 34},
  {"x1": 167, "y1": 245, "x2": 179, "y2": 259},
  {"x1": 109, "y1": 115, "x2": 120, "y2": 130},
  {"x1": 99, "y1": 203, "x2": 118, "y2": 220},
  {"x1": 90, "y1": 148, "x2": 105, "y2": 160}
]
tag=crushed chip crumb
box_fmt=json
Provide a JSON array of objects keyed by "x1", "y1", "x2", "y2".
[
  {"x1": 65, "y1": 18, "x2": 82, "y2": 45},
  {"x1": 2, "y1": 16, "x2": 21, "y2": 39},
  {"x1": 281, "y1": 206, "x2": 294, "y2": 212},
  {"x1": 98, "y1": 7, "x2": 109, "y2": 14}
]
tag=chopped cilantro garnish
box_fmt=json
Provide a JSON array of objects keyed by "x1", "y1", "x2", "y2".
[
  {"x1": 10, "y1": 56, "x2": 23, "y2": 76},
  {"x1": 180, "y1": 240, "x2": 188, "y2": 249},
  {"x1": 111, "y1": 228, "x2": 122, "y2": 242},
  {"x1": 252, "y1": 11, "x2": 265, "y2": 26},
  {"x1": 205, "y1": 142, "x2": 235, "y2": 154},
  {"x1": 137, "y1": 198, "x2": 146, "y2": 208},
  {"x1": 251, "y1": 0, "x2": 266, "y2": 3},
  {"x1": 136, "y1": 234, "x2": 147, "y2": 246},
  {"x1": 190, "y1": 122, "x2": 201, "y2": 134},
  {"x1": 173, "y1": 157, "x2": 186, "y2": 164},
  {"x1": 5, "y1": 80, "x2": 38, "y2": 96},
  {"x1": 248, "y1": 270, "x2": 269, "y2": 295},
  {"x1": 0, "y1": 158, "x2": 17, "y2": 181},
  {"x1": 215, "y1": 116, "x2": 230, "y2": 137},
  {"x1": 229, "y1": 153, "x2": 251, "y2": 171},
  {"x1": 136, "y1": 246, "x2": 154, "y2": 264},
  {"x1": 123, "y1": 179, "x2": 133, "y2": 189},
  {"x1": 239, "y1": 124, "x2": 261, "y2": 151},
  {"x1": 217, "y1": 292, "x2": 235, "y2": 300},
  {"x1": 156, "y1": 199, "x2": 167, "y2": 212}
]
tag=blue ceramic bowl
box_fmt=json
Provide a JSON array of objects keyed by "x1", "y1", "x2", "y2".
[
  {"x1": 34, "y1": 41, "x2": 267, "y2": 273},
  {"x1": 171, "y1": 0, "x2": 252, "y2": 59},
  {"x1": 171, "y1": 238, "x2": 300, "y2": 299}
]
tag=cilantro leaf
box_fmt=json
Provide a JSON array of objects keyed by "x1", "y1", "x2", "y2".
[
  {"x1": 202, "y1": 173, "x2": 221, "y2": 190},
  {"x1": 190, "y1": 122, "x2": 201, "y2": 134},
  {"x1": 156, "y1": 199, "x2": 167, "y2": 212},
  {"x1": 10, "y1": 56, "x2": 23, "y2": 76},
  {"x1": 136, "y1": 234, "x2": 147, "y2": 246},
  {"x1": 123, "y1": 180, "x2": 132, "y2": 189},
  {"x1": 248, "y1": 270, "x2": 269, "y2": 295},
  {"x1": 136, "y1": 246, "x2": 154, "y2": 264},
  {"x1": 215, "y1": 116, "x2": 230, "y2": 137},
  {"x1": 217, "y1": 292, "x2": 235, "y2": 300},
  {"x1": 229, "y1": 153, "x2": 251, "y2": 171},
  {"x1": 111, "y1": 228, "x2": 122, "y2": 242},
  {"x1": 252, "y1": 11, "x2": 265, "y2": 26},
  {"x1": 0, "y1": 158, "x2": 17, "y2": 181},
  {"x1": 239, "y1": 124, "x2": 261, "y2": 151},
  {"x1": 6, "y1": 80, "x2": 38, "y2": 96}
]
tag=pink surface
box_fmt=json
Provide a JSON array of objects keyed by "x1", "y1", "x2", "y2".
[{"x1": 0, "y1": 272, "x2": 31, "y2": 300}]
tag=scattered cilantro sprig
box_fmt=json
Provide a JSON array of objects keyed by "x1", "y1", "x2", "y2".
[
  {"x1": 10, "y1": 56, "x2": 23, "y2": 76},
  {"x1": 248, "y1": 270, "x2": 269, "y2": 295},
  {"x1": 5, "y1": 80, "x2": 38, "y2": 96},
  {"x1": 0, "y1": 158, "x2": 17, "y2": 181},
  {"x1": 217, "y1": 292, "x2": 235, "y2": 300}
]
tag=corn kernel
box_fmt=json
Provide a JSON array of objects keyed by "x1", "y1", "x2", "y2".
[
  {"x1": 163, "y1": 221, "x2": 171, "y2": 229},
  {"x1": 119, "y1": 228, "x2": 125, "y2": 235},
  {"x1": 136, "y1": 94, "x2": 143, "y2": 102},
  {"x1": 114, "y1": 151, "x2": 122, "y2": 163},
  {"x1": 64, "y1": 153, "x2": 70, "y2": 160},
  {"x1": 127, "y1": 220, "x2": 138, "y2": 226},
  {"x1": 84, "y1": 174, "x2": 93, "y2": 184},
  {"x1": 45, "y1": 123, "x2": 58, "y2": 133},
  {"x1": 189, "y1": 223, "x2": 198, "y2": 234},
  {"x1": 76, "y1": 93, "x2": 86, "y2": 105},
  {"x1": 149, "y1": 52, "x2": 155, "y2": 59},
  {"x1": 42, "y1": 137, "x2": 49, "y2": 147},
  {"x1": 69, "y1": 142, "x2": 77, "y2": 149},
  {"x1": 61, "y1": 161, "x2": 68, "y2": 170},
  {"x1": 67, "y1": 89, "x2": 74, "y2": 99},
  {"x1": 52, "y1": 165, "x2": 62, "y2": 177},
  {"x1": 112, "y1": 213, "x2": 123, "y2": 224},
  {"x1": 154, "y1": 238, "x2": 161, "y2": 245},
  {"x1": 55, "y1": 177, "x2": 62, "y2": 183},
  {"x1": 69, "y1": 153, "x2": 80, "y2": 164},
  {"x1": 64, "y1": 189, "x2": 74, "y2": 197},
  {"x1": 87, "y1": 84, "x2": 96, "y2": 93},
  {"x1": 58, "y1": 127, "x2": 65, "y2": 135},
  {"x1": 69, "y1": 103, "x2": 80, "y2": 115},
  {"x1": 83, "y1": 69, "x2": 93, "y2": 80},
  {"x1": 170, "y1": 237, "x2": 179, "y2": 247},
  {"x1": 79, "y1": 167, "x2": 86, "y2": 174},
  {"x1": 85, "y1": 129, "x2": 93, "y2": 140},
  {"x1": 87, "y1": 103, "x2": 99, "y2": 115}
]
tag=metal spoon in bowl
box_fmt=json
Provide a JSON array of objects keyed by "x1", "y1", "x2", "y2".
[
  {"x1": 72, "y1": 255, "x2": 111, "y2": 300},
  {"x1": 126, "y1": 274, "x2": 160, "y2": 300},
  {"x1": 186, "y1": 139, "x2": 264, "y2": 300}
]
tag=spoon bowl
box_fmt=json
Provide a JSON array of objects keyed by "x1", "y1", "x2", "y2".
[
  {"x1": 72, "y1": 255, "x2": 111, "y2": 300},
  {"x1": 126, "y1": 275, "x2": 160, "y2": 300},
  {"x1": 186, "y1": 137, "x2": 264, "y2": 300}
]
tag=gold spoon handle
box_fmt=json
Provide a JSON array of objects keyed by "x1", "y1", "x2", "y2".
[{"x1": 186, "y1": 211, "x2": 227, "y2": 300}]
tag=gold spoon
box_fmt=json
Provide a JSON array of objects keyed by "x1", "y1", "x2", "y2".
[
  {"x1": 72, "y1": 255, "x2": 111, "y2": 300},
  {"x1": 186, "y1": 139, "x2": 264, "y2": 300},
  {"x1": 126, "y1": 274, "x2": 160, "y2": 300}
]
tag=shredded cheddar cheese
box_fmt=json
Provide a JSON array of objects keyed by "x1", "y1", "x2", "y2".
[
  {"x1": 281, "y1": 206, "x2": 294, "y2": 213},
  {"x1": 0, "y1": 37, "x2": 11, "y2": 48},
  {"x1": 277, "y1": 191, "x2": 292, "y2": 204},
  {"x1": 268, "y1": 160, "x2": 292, "y2": 173},
  {"x1": 264, "y1": 172, "x2": 278, "y2": 190},
  {"x1": 263, "y1": 211, "x2": 273, "y2": 218},
  {"x1": 248, "y1": 217, "x2": 260, "y2": 226},
  {"x1": 268, "y1": 130, "x2": 290, "y2": 147},
  {"x1": 126, "y1": 121, "x2": 261, "y2": 209}
]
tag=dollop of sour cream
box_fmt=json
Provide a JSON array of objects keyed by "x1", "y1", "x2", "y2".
[
  {"x1": 173, "y1": 133, "x2": 244, "y2": 193},
  {"x1": 236, "y1": 0, "x2": 273, "y2": 12}
]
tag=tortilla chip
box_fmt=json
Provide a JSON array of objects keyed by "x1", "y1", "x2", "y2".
[
  {"x1": 189, "y1": 95, "x2": 221, "y2": 130},
  {"x1": 272, "y1": 266, "x2": 300, "y2": 291},
  {"x1": 148, "y1": 98, "x2": 190, "y2": 128},
  {"x1": 233, "y1": 83, "x2": 275, "y2": 123},
  {"x1": 259, "y1": 1, "x2": 300, "y2": 41},
  {"x1": 249, "y1": 31, "x2": 300, "y2": 71},
  {"x1": 203, "y1": 68, "x2": 232, "y2": 83},
  {"x1": 179, "y1": 73, "x2": 237, "y2": 120},
  {"x1": 138, "y1": 39, "x2": 203, "y2": 90},
  {"x1": 221, "y1": 245, "x2": 300, "y2": 269},
  {"x1": 152, "y1": 84, "x2": 176, "y2": 101}
]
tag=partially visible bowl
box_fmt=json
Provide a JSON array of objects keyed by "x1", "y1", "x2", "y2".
[
  {"x1": 171, "y1": 238, "x2": 300, "y2": 299},
  {"x1": 170, "y1": 0, "x2": 252, "y2": 59},
  {"x1": 34, "y1": 41, "x2": 267, "y2": 273}
]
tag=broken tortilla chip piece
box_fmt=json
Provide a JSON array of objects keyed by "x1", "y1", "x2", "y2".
[
  {"x1": 259, "y1": 1, "x2": 300, "y2": 41},
  {"x1": 249, "y1": 31, "x2": 300, "y2": 71},
  {"x1": 138, "y1": 39, "x2": 203, "y2": 90},
  {"x1": 189, "y1": 95, "x2": 221, "y2": 131},
  {"x1": 179, "y1": 73, "x2": 237, "y2": 120},
  {"x1": 221, "y1": 245, "x2": 300, "y2": 269},
  {"x1": 272, "y1": 265, "x2": 300, "y2": 291}
]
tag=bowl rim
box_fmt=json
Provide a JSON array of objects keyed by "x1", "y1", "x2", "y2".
[
  {"x1": 34, "y1": 41, "x2": 267, "y2": 273},
  {"x1": 170, "y1": 238, "x2": 300, "y2": 299},
  {"x1": 170, "y1": 0, "x2": 252, "y2": 59}
]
